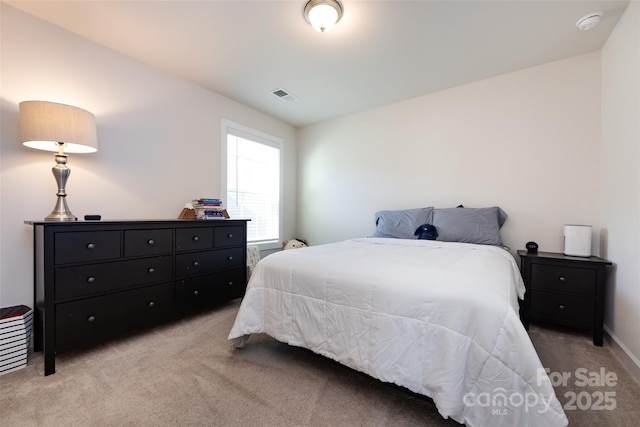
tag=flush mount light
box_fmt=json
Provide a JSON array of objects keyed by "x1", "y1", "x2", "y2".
[
  {"x1": 303, "y1": 0, "x2": 343, "y2": 33},
  {"x1": 576, "y1": 12, "x2": 603, "y2": 31}
]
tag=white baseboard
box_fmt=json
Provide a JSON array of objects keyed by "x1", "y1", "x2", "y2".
[{"x1": 604, "y1": 325, "x2": 640, "y2": 384}]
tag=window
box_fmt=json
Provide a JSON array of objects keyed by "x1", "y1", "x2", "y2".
[{"x1": 221, "y1": 120, "x2": 282, "y2": 250}]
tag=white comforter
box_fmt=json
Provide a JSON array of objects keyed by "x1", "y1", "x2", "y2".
[{"x1": 228, "y1": 238, "x2": 568, "y2": 427}]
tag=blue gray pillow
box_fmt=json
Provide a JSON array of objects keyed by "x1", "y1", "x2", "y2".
[
  {"x1": 433, "y1": 206, "x2": 507, "y2": 246},
  {"x1": 372, "y1": 207, "x2": 434, "y2": 239}
]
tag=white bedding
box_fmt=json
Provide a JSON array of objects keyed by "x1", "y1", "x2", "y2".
[{"x1": 228, "y1": 238, "x2": 568, "y2": 427}]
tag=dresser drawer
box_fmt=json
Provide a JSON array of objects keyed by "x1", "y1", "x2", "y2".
[
  {"x1": 176, "y1": 268, "x2": 246, "y2": 309},
  {"x1": 55, "y1": 282, "x2": 174, "y2": 353},
  {"x1": 530, "y1": 264, "x2": 596, "y2": 296},
  {"x1": 55, "y1": 256, "x2": 173, "y2": 300},
  {"x1": 175, "y1": 247, "x2": 245, "y2": 278},
  {"x1": 124, "y1": 229, "x2": 172, "y2": 257},
  {"x1": 530, "y1": 290, "x2": 594, "y2": 324},
  {"x1": 214, "y1": 226, "x2": 245, "y2": 247},
  {"x1": 175, "y1": 227, "x2": 213, "y2": 251},
  {"x1": 221, "y1": 267, "x2": 247, "y2": 300},
  {"x1": 54, "y1": 231, "x2": 120, "y2": 264}
]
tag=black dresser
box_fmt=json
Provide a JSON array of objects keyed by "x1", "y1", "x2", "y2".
[{"x1": 26, "y1": 219, "x2": 249, "y2": 375}]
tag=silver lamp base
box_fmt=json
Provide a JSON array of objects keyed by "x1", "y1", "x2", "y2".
[
  {"x1": 45, "y1": 197, "x2": 77, "y2": 221},
  {"x1": 45, "y1": 153, "x2": 78, "y2": 221}
]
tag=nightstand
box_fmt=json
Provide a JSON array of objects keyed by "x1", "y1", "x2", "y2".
[{"x1": 518, "y1": 250, "x2": 611, "y2": 346}]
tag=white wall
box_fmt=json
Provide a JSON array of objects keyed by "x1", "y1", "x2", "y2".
[
  {"x1": 600, "y1": 1, "x2": 640, "y2": 378},
  {"x1": 298, "y1": 52, "x2": 602, "y2": 256},
  {"x1": 0, "y1": 5, "x2": 297, "y2": 307}
]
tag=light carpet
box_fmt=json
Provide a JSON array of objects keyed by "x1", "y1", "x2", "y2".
[{"x1": 1, "y1": 299, "x2": 638, "y2": 426}]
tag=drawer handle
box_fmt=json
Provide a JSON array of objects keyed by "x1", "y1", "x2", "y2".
[
  {"x1": 148, "y1": 301, "x2": 155, "y2": 307},
  {"x1": 87, "y1": 315, "x2": 96, "y2": 322},
  {"x1": 558, "y1": 304, "x2": 565, "y2": 310},
  {"x1": 228, "y1": 281, "x2": 234, "y2": 287},
  {"x1": 193, "y1": 290, "x2": 199, "y2": 296},
  {"x1": 147, "y1": 239, "x2": 155, "y2": 245},
  {"x1": 192, "y1": 236, "x2": 199, "y2": 242},
  {"x1": 227, "y1": 234, "x2": 234, "y2": 238},
  {"x1": 87, "y1": 276, "x2": 96, "y2": 284},
  {"x1": 559, "y1": 276, "x2": 566, "y2": 282},
  {"x1": 227, "y1": 256, "x2": 234, "y2": 261},
  {"x1": 193, "y1": 261, "x2": 200, "y2": 267},
  {"x1": 87, "y1": 243, "x2": 96, "y2": 250},
  {"x1": 147, "y1": 268, "x2": 155, "y2": 274}
]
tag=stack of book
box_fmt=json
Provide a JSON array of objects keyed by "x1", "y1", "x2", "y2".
[
  {"x1": 0, "y1": 305, "x2": 33, "y2": 376},
  {"x1": 192, "y1": 198, "x2": 228, "y2": 219}
]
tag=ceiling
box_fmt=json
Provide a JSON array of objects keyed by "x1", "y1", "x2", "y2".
[{"x1": 5, "y1": 0, "x2": 630, "y2": 128}]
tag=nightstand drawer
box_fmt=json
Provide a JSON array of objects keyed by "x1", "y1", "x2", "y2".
[
  {"x1": 124, "y1": 229, "x2": 172, "y2": 257},
  {"x1": 530, "y1": 264, "x2": 596, "y2": 295},
  {"x1": 530, "y1": 290, "x2": 594, "y2": 324},
  {"x1": 54, "y1": 231, "x2": 120, "y2": 264}
]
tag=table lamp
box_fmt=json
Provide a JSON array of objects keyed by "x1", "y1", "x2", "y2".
[{"x1": 19, "y1": 100, "x2": 98, "y2": 221}]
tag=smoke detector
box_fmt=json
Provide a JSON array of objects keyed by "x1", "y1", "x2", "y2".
[{"x1": 576, "y1": 12, "x2": 603, "y2": 31}]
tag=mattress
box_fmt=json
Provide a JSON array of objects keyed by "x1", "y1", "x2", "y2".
[{"x1": 229, "y1": 238, "x2": 568, "y2": 427}]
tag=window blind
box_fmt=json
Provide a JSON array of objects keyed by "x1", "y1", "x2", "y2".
[{"x1": 223, "y1": 124, "x2": 282, "y2": 249}]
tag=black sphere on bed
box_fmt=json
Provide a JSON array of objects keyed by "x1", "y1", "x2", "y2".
[{"x1": 414, "y1": 224, "x2": 438, "y2": 240}]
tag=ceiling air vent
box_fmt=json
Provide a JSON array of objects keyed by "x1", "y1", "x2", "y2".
[{"x1": 271, "y1": 88, "x2": 297, "y2": 102}]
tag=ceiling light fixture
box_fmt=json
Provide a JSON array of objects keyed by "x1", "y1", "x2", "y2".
[
  {"x1": 576, "y1": 12, "x2": 603, "y2": 31},
  {"x1": 303, "y1": 0, "x2": 343, "y2": 33}
]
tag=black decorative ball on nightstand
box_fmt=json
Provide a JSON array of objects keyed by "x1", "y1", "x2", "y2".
[{"x1": 525, "y1": 241, "x2": 538, "y2": 254}]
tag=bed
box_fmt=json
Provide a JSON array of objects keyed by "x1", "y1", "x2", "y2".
[{"x1": 228, "y1": 206, "x2": 569, "y2": 427}]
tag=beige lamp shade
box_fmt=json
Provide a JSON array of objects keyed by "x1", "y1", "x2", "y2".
[{"x1": 19, "y1": 101, "x2": 98, "y2": 153}]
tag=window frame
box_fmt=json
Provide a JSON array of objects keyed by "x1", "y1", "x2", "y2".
[{"x1": 221, "y1": 119, "x2": 283, "y2": 251}]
